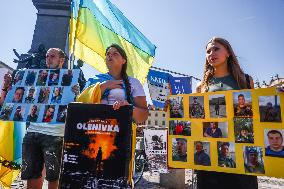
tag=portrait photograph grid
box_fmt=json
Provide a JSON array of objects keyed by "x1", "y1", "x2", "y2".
[
  {"x1": 168, "y1": 87, "x2": 284, "y2": 178},
  {"x1": 0, "y1": 69, "x2": 79, "y2": 123}
]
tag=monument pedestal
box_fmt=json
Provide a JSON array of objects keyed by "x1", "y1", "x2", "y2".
[{"x1": 31, "y1": 0, "x2": 71, "y2": 53}]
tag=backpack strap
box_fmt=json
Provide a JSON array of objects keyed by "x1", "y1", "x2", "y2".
[{"x1": 245, "y1": 74, "x2": 251, "y2": 89}]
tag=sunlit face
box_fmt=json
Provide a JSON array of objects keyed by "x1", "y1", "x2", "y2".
[
  {"x1": 238, "y1": 96, "x2": 245, "y2": 106},
  {"x1": 13, "y1": 88, "x2": 24, "y2": 102},
  {"x1": 106, "y1": 47, "x2": 126, "y2": 71},
  {"x1": 176, "y1": 140, "x2": 187, "y2": 156},
  {"x1": 268, "y1": 133, "x2": 283, "y2": 150},
  {"x1": 241, "y1": 129, "x2": 248, "y2": 137},
  {"x1": 248, "y1": 152, "x2": 258, "y2": 165},
  {"x1": 195, "y1": 142, "x2": 203, "y2": 152},
  {"x1": 221, "y1": 145, "x2": 229, "y2": 157},
  {"x1": 46, "y1": 49, "x2": 64, "y2": 69},
  {"x1": 206, "y1": 42, "x2": 229, "y2": 68}
]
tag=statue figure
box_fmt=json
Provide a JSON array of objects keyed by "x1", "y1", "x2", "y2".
[{"x1": 13, "y1": 43, "x2": 47, "y2": 69}]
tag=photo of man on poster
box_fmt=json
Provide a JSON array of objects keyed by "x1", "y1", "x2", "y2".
[
  {"x1": 233, "y1": 92, "x2": 253, "y2": 117},
  {"x1": 172, "y1": 138, "x2": 187, "y2": 162},
  {"x1": 244, "y1": 147, "x2": 265, "y2": 174},
  {"x1": 265, "y1": 129, "x2": 284, "y2": 157}
]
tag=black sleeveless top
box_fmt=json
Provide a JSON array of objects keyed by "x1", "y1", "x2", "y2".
[
  {"x1": 208, "y1": 74, "x2": 240, "y2": 92},
  {"x1": 196, "y1": 74, "x2": 257, "y2": 189}
]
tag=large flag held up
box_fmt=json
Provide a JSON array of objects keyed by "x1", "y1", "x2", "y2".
[
  {"x1": 70, "y1": 0, "x2": 156, "y2": 84},
  {"x1": 0, "y1": 121, "x2": 26, "y2": 188}
]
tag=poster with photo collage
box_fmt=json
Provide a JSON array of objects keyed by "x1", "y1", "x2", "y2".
[
  {"x1": 0, "y1": 69, "x2": 80, "y2": 123},
  {"x1": 167, "y1": 87, "x2": 284, "y2": 179}
]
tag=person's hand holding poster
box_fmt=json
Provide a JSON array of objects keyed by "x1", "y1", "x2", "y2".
[{"x1": 0, "y1": 69, "x2": 80, "y2": 123}]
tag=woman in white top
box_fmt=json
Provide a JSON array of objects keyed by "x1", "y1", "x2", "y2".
[{"x1": 84, "y1": 43, "x2": 148, "y2": 123}]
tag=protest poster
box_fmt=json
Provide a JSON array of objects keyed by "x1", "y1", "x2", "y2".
[
  {"x1": 168, "y1": 87, "x2": 284, "y2": 178},
  {"x1": 143, "y1": 129, "x2": 168, "y2": 173},
  {"x1": 147, "y1": 69, "x2": 171, "y2": 109},
  {"x1": 169, "y1": 76, "x2": 192, "y2": 95},
  {"x1": 59, "y1": 103, "x2": 133, "y2": 189},
  {"x1": 0, "y1": 69, "x2": 80, "y2": 123}
]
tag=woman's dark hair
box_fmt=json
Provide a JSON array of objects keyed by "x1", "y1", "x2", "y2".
[{"x1": 106, "y1": 44, "x2": 132, "y2": 104}]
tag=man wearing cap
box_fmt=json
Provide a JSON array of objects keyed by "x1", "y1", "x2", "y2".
[
  {"x1": 25, "y1": 87, "x2": 36, "y2": 103},
  {"x1": 218, "y1": 142, "x2": 236, "y2": 168},
  {"x1": 236, "y1": 125, "x2": 254, "y2": 143},
  {"x1": 13, "y1": 106, "x2": 24, "y2": 121},
  {"x1": 244, "y1": 148, "x2": 265, "y2": 174}
]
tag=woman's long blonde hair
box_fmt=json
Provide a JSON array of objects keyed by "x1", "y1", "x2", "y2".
[{"x1": 199, "y1": 37, "x2": 249, "y2": 92}]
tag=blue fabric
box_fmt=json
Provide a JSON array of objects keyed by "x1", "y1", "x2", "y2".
[
  {"x1": 265, "y1": 146, "x2": 284, "y2": 157},
  {"x1": 205, "y1": 127, "x2": 222, "y2": 138},
  {"x1": 169, "y1": 76, "x2": 192, "y2": 95},
  {"x1": 86, "y1": 73, "x2": 129, "y2": 101}
]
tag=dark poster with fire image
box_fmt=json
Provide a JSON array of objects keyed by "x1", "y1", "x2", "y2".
[{"x1": 59, "y1": 103, "x2": 133, "y2": 189}]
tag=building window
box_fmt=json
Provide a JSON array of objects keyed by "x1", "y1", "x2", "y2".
[
  {"x1": 155, "y1": 120, "x2": 158, "y2": 125},
  {"x1": 149, "y1": 113, "x2": 151, "y2": 116},
  {"x1": 155, "y1": 113, "x2": 158, "y2": 117},
  {"x1": 162, "y1": 113, "x2": 165, "y2": 117},
  {"x1": 148, "y1": 120, "x2": 151, "y2": 125},
  {"x1": 162, "y1": 121, "x2": 165, "y2": 125}
]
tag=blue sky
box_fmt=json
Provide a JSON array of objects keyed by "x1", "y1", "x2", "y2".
[{"x1": 0, "y1": 0, "x2": 283, "y2": 99}]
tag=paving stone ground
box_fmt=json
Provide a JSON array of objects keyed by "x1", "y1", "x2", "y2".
[{"x1": 6, "y1": 170, "x2": 284, "y2": 189}]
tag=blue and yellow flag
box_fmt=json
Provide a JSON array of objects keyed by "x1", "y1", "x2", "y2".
[
  {"x1": 0, "y1": 121, "x2": 26, "y2": 188},
  {"x1": 70, "y1": 0, "x2": 156, "y2": 84}
]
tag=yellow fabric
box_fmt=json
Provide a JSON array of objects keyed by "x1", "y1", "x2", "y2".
[
  {"x1": 128, "y1": 124, "x2": 136, "y2": 188},
  {"x1": 76, "y1": 83, "x2": 102, "y2": 103},
  {"x1": 0, "y1": 164, "x2": 20, "y2": 189},
  {"x1": 69, "y1": 14, "x2": 154, "y2": 84},
  {"x1": 0, "y1": 121, "x2": 19, "y2": 188},
  {"x1": 0, "y1": 122, "x2": 14, "y2": 161},
  {"x1": 168, "y1": 87, "x2": 284, "y2": 178}
]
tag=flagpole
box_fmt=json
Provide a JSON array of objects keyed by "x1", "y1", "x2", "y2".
[{"x1": 69, "y1": 0, "x2": 82, "y2": 69}]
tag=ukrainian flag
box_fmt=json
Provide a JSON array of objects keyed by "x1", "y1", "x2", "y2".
[
  {"x1": 70, "y1": 0, "x2": 156, "y2": 84},
  {"x1": 0, "y1": 121, "x2": 26, "y2": 188}
]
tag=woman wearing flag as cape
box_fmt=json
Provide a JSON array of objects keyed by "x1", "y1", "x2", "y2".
[
  {"x1": 196, "y1": 37, "x2": 257, "y2": 189},
  {"x1": 76, "y1": 43, "x2": 148, "y2": 187}
]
